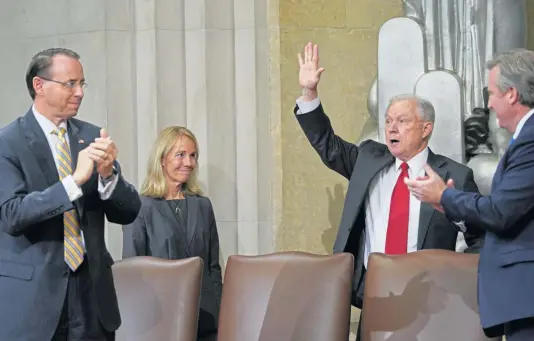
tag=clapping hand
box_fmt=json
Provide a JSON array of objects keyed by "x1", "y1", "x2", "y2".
[
  {"x1": 88, "y1": 129, "x2": 117, "y2": 179},
  {"x1": 72, "y1": 148, "x2": 95, "y2": 186}
]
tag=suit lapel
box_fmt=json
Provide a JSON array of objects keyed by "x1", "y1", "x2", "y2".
[
  {"x1": 22, "y1": 110, "x2": 60, "y2": 187},
  {"x1": 186, "y1": 195, "x2": 199, "y2": 247},
  {"x1": 67, "y1": 120, "x2": 82, "y2": 175},
  {"x1": 153, "y1": 199, "x2": 191, "y2": 257},
  {"x1": 492, "y1": 146, "x2": 510, "y2": 190},
  {"x1": 67, "y1": 120, "x2": 86, "y2": 219},
  {"x1": 338, "y1": 149, "x2": 395, "y2": 237},
  {"x1": 417, "y1": 150, "x2": 448, "y2": 249}
]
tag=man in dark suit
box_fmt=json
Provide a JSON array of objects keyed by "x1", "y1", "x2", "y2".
[
  {"x1": 406, "y1": 49, "x2": 534, "y2": 340},
  {"x1": 295, "y1": 42, "x2": 483, "y2": 340},
  {"x1": 0, "y1": 48, "x2": 141, "y2": 341}
]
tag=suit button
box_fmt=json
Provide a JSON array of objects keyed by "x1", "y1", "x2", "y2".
[{"x1": 63, "y1": 270, "x2": 69, "y2": 277}]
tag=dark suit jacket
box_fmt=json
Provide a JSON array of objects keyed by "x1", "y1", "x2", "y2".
[
  {"x1": 441, "y1": 113, "x2": 534, "y2": 336},
  {"x1": 0, "y1": 109, "x2": 141, "y2": 341},
  {"x1": 122, "y1": 194, "x2": 223, "y2": 338},
  {"x1": 295, "y1": 103, "x2": 483, "y2": 308}
]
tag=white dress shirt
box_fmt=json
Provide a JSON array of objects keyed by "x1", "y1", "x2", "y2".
[
  {"x1": 296, "y1": 97, "x2": 428, "y2": 267},
  {"x1": 362, "y1": 149, "x2": 427, "y2": 267},
  {"x1": 33, "y1": 106, "x2": 119, "y2": 250}
]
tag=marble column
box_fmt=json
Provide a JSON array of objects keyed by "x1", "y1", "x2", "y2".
[{"x1": 0, "y1": 0, "x2": 274, "y2": 266}]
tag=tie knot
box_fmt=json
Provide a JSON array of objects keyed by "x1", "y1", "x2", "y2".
[
  {"x1": 53, "y1": 127, "x2": 67, "y2": 139},
  {"x1": 401, "y1": 162, "x2": 409, "y2": 172}
]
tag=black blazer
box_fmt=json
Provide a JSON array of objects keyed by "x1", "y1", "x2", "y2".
[
  {"x1": 0, "y1": 109, "x2": 141, "y2": 341},
  {"x1": 122, "y1": 194, "x2": 223, "y2": 338},
  {"x1": 295, "y1": 103, "x2": 484, "y2": 308}
]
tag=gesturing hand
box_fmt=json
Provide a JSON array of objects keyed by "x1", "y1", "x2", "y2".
[
  {"x1": 298, "y1": 42, "x2": 325, "y2": 92},
  {"x1": 88, "y1": 128, "x2": 117, "y2": 179},
  {"x1": 405, "y1": 164, "x2": 448, "y2": 208},
  {"x1": 413, "y1": 174, "x2": 455, "y2": 213}
]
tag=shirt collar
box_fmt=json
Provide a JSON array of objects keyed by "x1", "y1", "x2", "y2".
[
  {"x1": 513, "y1": 108, "x2": 534, "y2": 140},
  {"x1": 32, "y1": 104, "x2": 68, "y2": 135},
  {"x1": 395, "y1": 146, "x2": 429, "y2": 174}
]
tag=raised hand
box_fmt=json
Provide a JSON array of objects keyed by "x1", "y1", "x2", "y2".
[{"x1": 298, "y1": 42, "x2": 325, "y2": 96}]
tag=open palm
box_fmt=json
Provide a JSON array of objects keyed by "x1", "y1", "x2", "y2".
[{"x1": 298, "y1": 42, "x2": 325, "y2": 90}]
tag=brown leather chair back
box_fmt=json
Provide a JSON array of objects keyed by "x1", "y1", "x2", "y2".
[
  {"x1": 362, "y1": 250, "x2": 500, "y2": 341},
  {"x1": 217, "y1": 251, "x2": 354, "y2": 341},
  {"x1": 113, "y1": 256, "x2": 203, "y2": 341}
]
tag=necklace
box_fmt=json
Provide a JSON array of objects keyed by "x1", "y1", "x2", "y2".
[{"x1": 167, "y1": 200, "x2": 181, "y2": 214}]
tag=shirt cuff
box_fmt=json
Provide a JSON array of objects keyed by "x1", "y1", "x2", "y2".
[
  {"x1": 62, "y1": 175, "x2": 83, "y2": 202},
  {"x1": 453, "y1": 220, "x2": 467, "y2": 233},
  {"x1": 296, "y1": 97, "x2": 321, "y2": 115},
  {"x1": 99, "y1": 173, "x2": 119, "y2": 200}
]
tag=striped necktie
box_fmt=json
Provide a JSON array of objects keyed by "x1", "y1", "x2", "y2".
[{"x1": 53, "y1": 127, "x2": 85, "y2": 271}]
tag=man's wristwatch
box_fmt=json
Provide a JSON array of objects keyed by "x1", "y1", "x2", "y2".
[{"x1": 101, "y1": 166, "x2": 118, "y2": 184}]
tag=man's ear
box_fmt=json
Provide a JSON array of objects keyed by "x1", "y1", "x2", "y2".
[
  {"x1": 422, "y1": 121, "x2": 433, "y2": 140},
  {"x1": 508, "y1": 87, "x2": 520, "y2": 105},
  {"x1": 33, "y1": 77, "x2": 44, "y2": 96}
]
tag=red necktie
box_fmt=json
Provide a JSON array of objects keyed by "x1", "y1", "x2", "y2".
[{"x1": 385, "y1": 162, "x2": 410, "y2": 254}]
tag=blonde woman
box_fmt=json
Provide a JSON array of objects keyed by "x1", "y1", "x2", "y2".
[{"x1": 122, "y1": 126, "x2": 222, "y2": 341}]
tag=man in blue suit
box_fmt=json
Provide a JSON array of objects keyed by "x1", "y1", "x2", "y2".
[
  {"x1": 405, "y1": 48, "x2": 534, "y2": 340},
  {"x1": 0, "y1": 48, "x2": 141, "y2": 341}
]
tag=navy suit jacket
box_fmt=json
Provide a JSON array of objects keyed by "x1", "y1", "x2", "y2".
[
  {"x1": 441, "y1": 113, "x2": 534, "y2": 337},
  {"x1": 0, "y1": 109, "x2": 141, "y2": 341}
]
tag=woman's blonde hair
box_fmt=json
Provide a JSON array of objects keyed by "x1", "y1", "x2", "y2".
[{"x1": 140, "y1": 126, "x2": 203, "y2": 198}]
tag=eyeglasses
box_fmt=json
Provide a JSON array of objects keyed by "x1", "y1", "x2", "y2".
[{"x1": 38, "y1": 76, "x2": 88, "y2": 90}]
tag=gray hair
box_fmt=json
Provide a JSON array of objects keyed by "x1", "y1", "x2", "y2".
[
  {"x1": 25, "y1": 48, "x2": 80, "y2": 100},
  {"x1": 386, "y1": 94, "x2": 436, "y2": 123},
  {"x1": 486, "y1": 48, "x2": 534, "y2": 108}
]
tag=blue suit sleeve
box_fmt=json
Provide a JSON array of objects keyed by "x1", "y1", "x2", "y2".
[
  {"x1": 441, "y1": 139, "x2": 534, "y2": 236},
  {"x1": 101, "y1": 161, "x2": 141, "y2": 225},
  {"x1": 0, "y1": 147, "x2": 74, "y2": 236}
]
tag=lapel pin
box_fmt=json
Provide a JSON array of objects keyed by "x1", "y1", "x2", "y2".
[{"x1": 78, "y1": 139, "x2": 85, "y2": 144}]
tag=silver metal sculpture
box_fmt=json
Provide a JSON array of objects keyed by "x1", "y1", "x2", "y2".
[
  {"x1": 366, "y1": 0, "x2": 526, "y2": 185},
  {"x1": 356, "y1": 79, "x2": 379, "y2": 144},
  {"x1": 357, "y1": 0, "x2": 526, "y2": 252},
  {"x1": 402, "y1": 0, "x2": 527, "y2": 116}
]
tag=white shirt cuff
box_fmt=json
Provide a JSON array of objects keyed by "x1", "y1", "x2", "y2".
[
  {"x1": 62, "y1": 175, "x2": 83, "y2": 202},
  {"x1": 453, "y1": 220, "x2": 467, "y2": 233},
  {"x1": 98, "y1": 173, "x2": 119, "y2": 200},
  {"x1": 296, "y1": 97, "x2": 321, "y2": 115}
]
